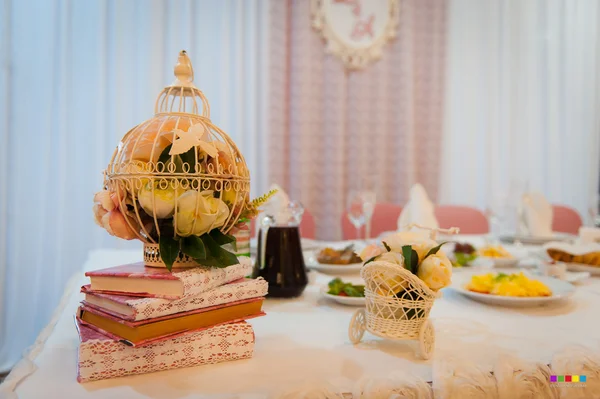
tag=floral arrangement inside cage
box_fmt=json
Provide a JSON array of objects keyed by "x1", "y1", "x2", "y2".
[
  {"x1": 349, "y1": 226, "x2": 458, "y2": 359},
  {"x1": 92, "y1": 51, "x2": 273, "y2": 270}
]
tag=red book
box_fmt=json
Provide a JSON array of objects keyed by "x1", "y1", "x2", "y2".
[{"x1": 84, "y1": 257, "x2": 252, "y2": 299}]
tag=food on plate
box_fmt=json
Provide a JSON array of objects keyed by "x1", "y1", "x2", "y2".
[
  {"x1": 478, "y1": 245, "x2": 513, "y2": 259},
  {"x1": 327, "y1": 278, "x2": 365, "y2": 297},
  {"x1": 466, "y1": 272, "x2": 551, "y2": 297},
  {"x1": 452, "y1": 242, "x2": 477, "y2": 267},
  {"x1": 317, "y1": 245, "x2": 362, "y2": 265},
  {"x1": 546, "y1": 249, "x2": 600, "y2": 267}
]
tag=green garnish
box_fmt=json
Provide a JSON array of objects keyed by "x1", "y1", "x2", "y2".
[
  {"x1": 454, "y1": 252, "x2": 478, "y2": 267},
  {"x1": 327, "y1": 278, "x2": 365, "y2": 297}
]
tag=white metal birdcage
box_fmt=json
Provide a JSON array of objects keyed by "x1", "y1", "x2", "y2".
[{"x1": 103, "y1": 51, "x2": 250, "y2": 267}]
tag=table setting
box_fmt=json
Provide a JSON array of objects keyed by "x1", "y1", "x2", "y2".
[{"x1": 4, "y1": 51, "x2": 600, "y2": 399}]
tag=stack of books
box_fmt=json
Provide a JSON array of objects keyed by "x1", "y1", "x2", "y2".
[{"x1": 75, "y1": 257, "x2": 267, "y2": 382}]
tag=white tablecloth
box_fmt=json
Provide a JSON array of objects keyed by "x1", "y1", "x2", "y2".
[{"x1": 4, "y1": 238, "x2": 600, "y2": 398}]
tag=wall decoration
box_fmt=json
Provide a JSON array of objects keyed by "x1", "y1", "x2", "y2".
[{"x1": 311, "y1": 0, "x2": 400, "y2": 69}]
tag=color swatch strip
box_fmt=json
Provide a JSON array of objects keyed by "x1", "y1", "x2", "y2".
[{"x1": 550, "y1": 375, "x2": 586, "y2": 382}]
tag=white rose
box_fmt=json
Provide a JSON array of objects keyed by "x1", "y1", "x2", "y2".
[
  {"x1": 175, "y1": 190, "x2": 230, "y2": 237},
  {"x1": 383, "y1": 231, "x2": 438, "y2": 261},
  {"x1": 417, "y1": 251, "x2": 453, "y2": 291},
  {"x1": 138, "y1": 182, "x2": 181, "y2": 219}
]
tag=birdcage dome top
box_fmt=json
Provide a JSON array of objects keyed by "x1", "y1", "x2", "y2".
[{"x1": 102, "y1": 51, "x2": 250, "y2": 244}]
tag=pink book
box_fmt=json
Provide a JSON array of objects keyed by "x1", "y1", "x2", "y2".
[
  {"x1": 81, "y1": 277, "x2": 268, "y2": 321},
  {"x1": 84, "y1": 257, "x2": 252, "y2": 299},
  {"x1": 76, "y1": 318, "x2": 255, "y2": 383}
]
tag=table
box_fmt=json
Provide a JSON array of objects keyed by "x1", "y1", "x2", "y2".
[{"x1": 4, "y1": 237, "x2": 600, "y2": 398}]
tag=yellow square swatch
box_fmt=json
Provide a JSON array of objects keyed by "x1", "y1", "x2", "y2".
[{"x1": 572, "y1": 375, "x2": 580, "y2": 382}]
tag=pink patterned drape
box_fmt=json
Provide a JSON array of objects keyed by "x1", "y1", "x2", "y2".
[{"x1": 269, "y1": 0, "x2": 447, "y2": 239}]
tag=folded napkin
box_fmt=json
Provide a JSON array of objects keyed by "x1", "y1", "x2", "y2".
[
  {"x1": 520, "y1": 192, "x2": 553, "y2": 237},
  {"x1": 397, "y1": 184, "x2": 439, "y2": 230},
  {"x1": 261, "y1": 183, "x2": 290, "y2": 224}
]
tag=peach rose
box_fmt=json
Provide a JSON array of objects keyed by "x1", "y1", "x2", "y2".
[
  {"x1": 101, "y1": 210, "x2": 140, "y2": 240},
  {"x1": 358, "y1": 244, "x2": 384, "y2": 261},
  {"x1": 93, "y1": 189, "x2": 141, "y2": 240}
]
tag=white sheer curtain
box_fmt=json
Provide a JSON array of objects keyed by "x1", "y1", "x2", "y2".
[
  {"x1": 0, "y1": 0, "x2": 268, "y2": 372},
  {"x1": 440, "y1": 0, "x2": 600, "y2": 221}
]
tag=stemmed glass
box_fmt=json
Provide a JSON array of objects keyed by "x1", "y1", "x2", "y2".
[{"x1": 346, "y1": 190, "x2": 376, "y2": 241}]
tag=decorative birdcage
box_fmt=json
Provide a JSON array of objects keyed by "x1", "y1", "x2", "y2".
[{"x1": 99, "y1": 51, "x2": 250, "y2": 268}]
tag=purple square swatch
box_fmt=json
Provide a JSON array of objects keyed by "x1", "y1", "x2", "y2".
[{"x1": 550, "y1": 375, "x2": 557, "y2": 382}]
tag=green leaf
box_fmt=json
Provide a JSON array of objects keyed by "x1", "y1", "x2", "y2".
[
  {"x1": 402, "y1": 245, "x2": 419, "y2": 274},
  {"x1": 402, "y1": 245, "x2": 412, "y2": 272},
  {"x1": 181, "y1": 235, "x2": 206, "y2": 260},
  {"x1": 382, "y1": 241, "x2": 391, "y2": 252},
  {"x1": 363, "y1": 255, "x2": 379, "y2": 265},
  {"x1": 411, "y1": 249, "x2": 419, "y2": 274},
  {"x1": 157, "y1": 144, "x2": 173, "y2": 165},
  {"x1": 179, "y1": 147, "x2": 196, "y2": 171},
  {"x1": 209, "y1": 229, "x2": 236, "y2": 245},
  {"x1": 159, "y1": 235, "x2": 179, "y2": 272},
  {"x1": 196, "y1": 255, "x2": 223, "y2": 267},
  {"x1": 423, "y1": 242, "x2": 448, "y2": 260},
  {"x1": 201, "y1": 234, "x2": 239, "y2": 267}
]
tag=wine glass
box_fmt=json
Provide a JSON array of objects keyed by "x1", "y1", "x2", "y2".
[{"x1": 346, "y1": 190, "x2": 376, "y2": 241}]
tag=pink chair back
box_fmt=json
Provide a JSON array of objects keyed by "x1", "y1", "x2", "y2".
[
  {"x1": 552, "y1": 205, "x2": 583, "y2": 234},
  {"x1": 249, "y1": 209, "x2": 316, "y2": 239},
  {"x1": 434, "y1": 205, "x2": 489, "y2": 234},
  {"x1": 341, "y1": 203, "x2": 403, "y2": 240}
]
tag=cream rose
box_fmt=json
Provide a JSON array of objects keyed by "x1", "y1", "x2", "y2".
[
  {"x1": 377, "y1": 251, "x2": 405, "y2": 266},
  {"x1": 138, "y1": 182, "x2": 182, "y2": 219},
  {"x1": 417, "y1": 251, "x2": 452, "y2": 291},
  {"x1": 175, "y1": 190, "x2": 230, "y2": 237},
  {"x1": 383, "y1": 231, "x2": 437, "y2": 261}
]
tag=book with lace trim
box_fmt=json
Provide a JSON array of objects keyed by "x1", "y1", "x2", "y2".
[
  {"x1": 76, "y1": 319, "x2": 255, "y2": 383},
  {"x1": 78, "y1": 297, "x2": 264, "y2": 346},
  {"x1": 81, "y1": 277, "x2": 268, "y2": 321},
  {"x1": 84, "y1": 257, "x2": 252, "y2": 299}
]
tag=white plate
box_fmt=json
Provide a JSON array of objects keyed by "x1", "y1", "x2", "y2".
[
  {"x1": 320, "y1": 286, "x2": 365, "y2": 306},
  {"x1": 450, "y1": 273, "x2": 575, "y2": 307},
  {"x1": 481, "y1": 256, "x2": 520, "y2": 268},
  {"x1": 499, "y1": 233, "x2": 573, "y2": 245},
  {"x1": 562, "y1": 271, "x2": 591, "y2": 283},
  {"x1": 564, "y1": 262, "x2": 600, "y2": 276},
  {"x1": 303, "y1": 250, "x2": 363, "y2": 274}
]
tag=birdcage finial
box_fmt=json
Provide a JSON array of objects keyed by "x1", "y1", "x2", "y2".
[
  {"x1": 154, "y1": 51, "x2": 210, "y2": 116},
  {"x1": 172, "y1": 50, "x2": 195, "y2": 87}
]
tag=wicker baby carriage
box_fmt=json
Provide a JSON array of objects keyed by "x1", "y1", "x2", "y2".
[{"x1": 349, "y1": 260, "x2": 439, "y2": 359}]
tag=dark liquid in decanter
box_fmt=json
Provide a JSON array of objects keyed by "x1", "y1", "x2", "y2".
[{"x1": 253, "y1": 226, "x2": 308, "y2": 298}]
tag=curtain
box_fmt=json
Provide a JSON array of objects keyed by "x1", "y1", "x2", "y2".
[
  {"x1": 0, "y1": 0, "x2": 269, "y2": 372},
  {"x1": 268, "y1": 0, "x2": 448, "y2": 240},
  {"x1": 440, "y1": 0, "x2": 600, "y2": 224}
]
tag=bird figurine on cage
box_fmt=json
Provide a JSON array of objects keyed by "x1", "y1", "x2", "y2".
[
  {"x1": 349, "y1": 225, "x2": 459, "y2": 359},
  {"x1": 92, "y1": 50, "x2": 274, "y2": 270}
]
